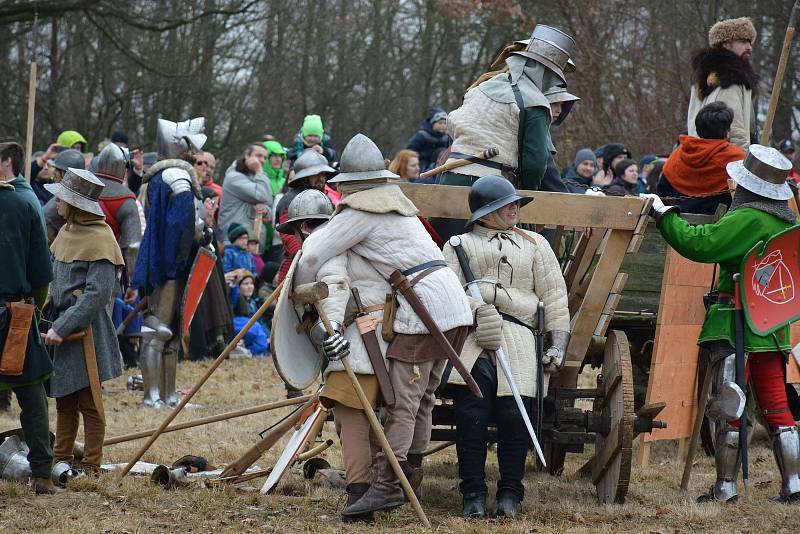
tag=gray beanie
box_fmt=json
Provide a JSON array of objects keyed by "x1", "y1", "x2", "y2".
[{"x1": 574, "y1": 148, "x2": 596, "y2": 167}]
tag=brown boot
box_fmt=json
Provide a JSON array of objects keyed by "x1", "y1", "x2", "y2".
[
  {"x1": 341, "y1": 456, "x2": 404, "y2": 517},
  {"x1": 33, "y1": 477, "x2": 65, "y2": 495}
]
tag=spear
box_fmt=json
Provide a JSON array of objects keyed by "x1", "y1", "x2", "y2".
[{"x1": 760, "y1": 1, "x2": 799, "y2": 145}]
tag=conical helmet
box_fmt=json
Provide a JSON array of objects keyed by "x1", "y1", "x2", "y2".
[
  {"x1": 328, "y1": 133, "x2": 398, "y2": 183},
  {"x1": 289, "y1": 148, "x2": 336, "y2": 186},
  {"x1": 466, "y1": 175, "x2": 533, "y2": 228},
  {"x1": 276, "y1": 189, "x2": 335, "y2": 234},
  {"x1": 156, "y1": 117, "x2": 207, "y2": 159},
  {"x1": 91, "y1": 143, "x2": 130, "y2": 181}
]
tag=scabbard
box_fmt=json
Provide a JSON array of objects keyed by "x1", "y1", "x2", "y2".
[
  {"x1": 355, "y1": 315, "x2": 396, "y2": 408},
  {"x1": 81, "y1": 325, "x2": 106, "y2": 424},
  {"x1": 389, "y1": 270, "x2": 483, "y2": 399}
]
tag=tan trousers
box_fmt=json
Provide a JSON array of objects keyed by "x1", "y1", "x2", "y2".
[
  {"x1": 333, "y1": 402, "x2": 379, "y2": 485},
  {"x1": 54, "y1": 387, "x2": 104, "y2": 470},
  {"x1": 380, "y1": 359, "x2": 446, "y2": 462}
]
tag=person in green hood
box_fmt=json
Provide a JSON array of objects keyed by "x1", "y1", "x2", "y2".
[
  {"x1": 289, "y1": 115, "x2": 337, "y2": 163},
  {"x1": 56, "y1": 130, "x2": 88, "y2": 152},
  {"x1": 263, "y1": 140, "x2": 287, "y2": 196}
]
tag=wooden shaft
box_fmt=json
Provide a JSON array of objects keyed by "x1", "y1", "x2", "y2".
[
  {"x1": 680, "y1": 363, "x2": 714, "y2": 490},
  {"x1": 41, "y1": 331, "x2": 86, "y2": 343},
  {"x1": 422, "y1": 440, "x2": 455, "y2": 457},
  {"x1": 82, "y1": 325, "x2": 106, "y2": 424},
  {"x1": 104, "y1": 394, "x2": 312, "y2": 446},
  {"x1": 207, "y1": 467, "x2": 273, "y2": 486},
  {"x1": 297, "y1": 439, "x2": 333, "y2": 461},
  {"x1": 313, "y1": 302, "x2": 431, "y2": 529},
  {"x1": 760, "y1": 1, "x2": 799, "y2": 145},
  {"x1": 419, "y1": 147, "x2": 499, "y2": 179},
  {"x1": 117, "y1": 279, "x2": 285, "y2": 480},
  {"x1": 116, "y1": 296, "x2": 148, "y2": 336},
  {"x1": 253, "y1": 213, "x2": 263, "y2": 242},
  {"x1": 24, "y1": 63, "x2": 37, "y2": 182}
]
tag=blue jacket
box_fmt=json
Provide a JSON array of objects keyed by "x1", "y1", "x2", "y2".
[
  {"x1": 223, "y1": 244, "x2": 256, "y2": 274},
  {"x1": 405, "y1": 108, "x2": 451, "y2": 171}
]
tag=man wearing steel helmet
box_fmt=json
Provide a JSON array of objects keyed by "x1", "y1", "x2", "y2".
[{"x1": 442, "y1": 175, "x2": 570, "y2": 518}]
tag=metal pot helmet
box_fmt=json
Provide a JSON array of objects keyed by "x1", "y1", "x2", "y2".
[
  {"x1": 288, "y1": 148, "x2": 336, "y2": 187},
  {"x1": 513, "y1": 24, "x2": 576, "y2": 84},
  {"x1": 276, "y1": 189, "x2": 335, "y2": 234},
  {"x1": 90, "y1": 142, "x2": 130, "y2": 181},
  {"x1": 52, "y1": 149, "x2": 85, "y2": 172},
  {"x1": 544, "y1": 86, "x2": 580, "y2": 126},
  {"x1": 327, "y1": 133, "x2": 399, "y2": 183},
  {"x1": 156, "y1": 117, "x2": 207, "y2": 159},
  {"x1": 466, "y1": 175, "x2": 533, "y2": 228}
]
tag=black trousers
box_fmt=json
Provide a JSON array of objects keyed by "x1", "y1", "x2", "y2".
[{"x1": 452, "y1": 357, "x2": 532, "y2": 499}]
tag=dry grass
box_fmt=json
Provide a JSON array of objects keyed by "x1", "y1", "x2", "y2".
[{"x1": 0, "y1": 358, "x2": 797, "y2": 533}]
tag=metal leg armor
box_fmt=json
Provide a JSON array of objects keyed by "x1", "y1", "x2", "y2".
[
  {"x1": 161, "y1": 338, "x2": 180, "y2": 407},
  {"x1": 699, "y1": 349, "x2": 744, "y2": 503},
  {"x1": 771, "y1": 426, "x2": 800, "y2": 503},
  {"x1": 140, "y1": 280, "x2": 179, "y2": 408}
]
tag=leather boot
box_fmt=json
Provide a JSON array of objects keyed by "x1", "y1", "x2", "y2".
[
  {"x1": 342, "y1": 483, "x2": 373, "y2": 523},
  {"x1": 33, "y1": 477, "x2": 65, "y2": 495},
  {"x1": 341, "y1": 456, "x2": 404, "y2": 517},
  {"x1": 405, "y1": 453, "x2": 423, "y2": 500},
  {"x1": 462, "y1": 492, "x2": 486, "y2": 518},
  {"x1": 494, "y1": 491, "x2": 521, "y2": 518}
]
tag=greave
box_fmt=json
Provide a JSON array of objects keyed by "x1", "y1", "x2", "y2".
[
  {"x1": 771, "y1": 426, "x2": 800, "y2": 501},
  {"x1": 139, "y1": 330, "x2": 167, "y2": 407},
  {"x1": 711, "y1": 427, "x2": 741, "y2": 501},
  {"x1": 161, "y1": 339, "x2": 180, "y2": 407}
]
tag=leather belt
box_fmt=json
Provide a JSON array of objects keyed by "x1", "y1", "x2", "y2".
[
  {"x1": 402, "y1": 260, "x2": 447, "y2": 277},
  {"x1": 450, "y1": 152, "x2": 517, "y2": 174},
  {"x1": 500, "y1": 312, "x2": 534, "y2": 332}
]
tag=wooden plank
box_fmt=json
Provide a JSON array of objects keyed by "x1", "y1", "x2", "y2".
[
  {"x1": 656, "y1": 285, "x2": 709, "y2": 326},
  {"x1": 568, "y1": 230, "x2": 605, "y2": 294},
  {"x1": 636, "y1": 440, "x2": 651, "y2": 468},
  {"x1": 557, "y1": 229, "x2": 634, "y2": 388},
  {"x1": 398, "y1": 183, "x2": 646, "y2": 230}
]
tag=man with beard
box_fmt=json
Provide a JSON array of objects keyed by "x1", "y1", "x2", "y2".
[
  {"x1": 687, "y1": 17, "x2": 758, "y2": 150},
  {"x1": 130, "y1": 117, "x2": 207, "y2": 407}
]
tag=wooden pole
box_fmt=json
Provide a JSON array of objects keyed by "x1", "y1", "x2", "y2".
[
  {"x1": 24, "y1": 63, "x2": 37, "y2": 182},
  {"x1": 312, "y1": 302, "x2": 431, "y2": 529},
  {"x1": 419, "y1": 147, "x2": 499, "y2": 179},
  {"x1": 760, "y1": 0, "x2": 799, "y2": 145},
  {"x1": 104, "y1": 394, "x2": 313, "y2": 446},
  {"x1": 117, "y1": 279, "x2": 284, "y2": 480},
  {"x1": 680, "y1": 365, "x2": 713, "y2": 490}
]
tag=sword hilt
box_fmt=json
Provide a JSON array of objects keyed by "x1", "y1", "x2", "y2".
[{"x1": 351, "y1": 287, "x2": 366, "y2": 315}]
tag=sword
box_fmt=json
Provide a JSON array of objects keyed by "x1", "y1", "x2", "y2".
[
  {"x1": 448, "y1": 235, "x2": 546, "y2": 466},
  {"x1": 351, "y1": 287, "x2": 396, "y2": 407},
  {"x1": 116, "y1": 296, "x2": 148, "y2": 336},
  {"x1": 535, "y1": 301, "x2": 545, "y2": 442},
  {"x1": 418, "y1": 147, "x2": 500, "y2": 179}
]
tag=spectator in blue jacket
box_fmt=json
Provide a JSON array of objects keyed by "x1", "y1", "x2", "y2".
[
  {"x1": 223, "y1": 223, "x2": 256, "y2": 283},
  {"x1": 406, "y1": 108, "x2": 451, "y2": 172}
]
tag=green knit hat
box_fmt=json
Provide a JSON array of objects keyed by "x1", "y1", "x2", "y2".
[
  {"x1": 227, "y1": 223, "x2": 249, "y2": 242},
  {"x1": 301, "y1": 115, "x2": 324, "y2": 139},
  {"x1": 56, "y1": 130, "x2": 88, "y2": 151}
]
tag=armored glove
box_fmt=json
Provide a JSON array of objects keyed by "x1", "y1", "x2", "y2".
[
  {"x1": 542, "y1": 346, "x2": 564, "y2": 371},
  {"x1": 323, "y1": 331, "x2": 350, "y2": 361},
  {"x1": 475, "y1": 304, "x2": 503, "y2": 350}
]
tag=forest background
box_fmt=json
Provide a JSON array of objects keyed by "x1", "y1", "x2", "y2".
[{"x1": 0, "y1": 0, "x2": 797, "y2": 168}]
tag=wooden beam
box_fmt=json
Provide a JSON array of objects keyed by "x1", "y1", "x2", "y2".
[{"x1": 399, "y1": 183, "x2": 646, "y2": 230}]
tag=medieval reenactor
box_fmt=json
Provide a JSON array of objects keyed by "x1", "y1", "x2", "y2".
[
  {"x1": 442, "y1": 175, "x2": 570, "y2": 518},
  {"x1": 275, "y1": 148, "x2": 336, "y2": 284},
  {"x1": 0, "y1": 141, "x2": 60, "y2": 494},
  {"x1": 43, "y1": 168, "x2": 125, "y2": 477},
  {"x1": 277, "y1": 188, "x2": 387, "y2": 522},
  {"x1": 431, "y1": 25, "x2": 576, "y2": 242},
  {"x1": 687, "y1": 17, "x2": 758, "y2": 150},
  {"x1": 294, "y1": 134, "x2": 474, "y2": 518},
  {"x1": 131, "y1": 117, "x2": 207, "y2": 407},
  {"x1": 645, "y1": 144, "x2": 800, "y2": 503}
]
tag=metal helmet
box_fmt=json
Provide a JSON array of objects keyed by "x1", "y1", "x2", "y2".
[
  {"x1": 544, "y1": 86, "x2": 580, "y2": 126},
  {"x1": 327, "y1": 133, "x2": 399, "y2": 183},
  {"x1": 53, "y1": 149, "x2": 85, "y2": 172},
  {"x1": 0, "y1": 435, "x2": 32, "y2": 482},
  {"x1": 513, "y1": 25, "x2": 576, "y2": 84},
  {"x1": 727, "y1": 144, "x2": 793, "y2": 201},
  {"x1": 44, "y1": 168, "x2": 106, "y2": 216},
  {"x1": 276, "y1": 189, "x2": 335, "y2": 234},
  {"x1": 289, "y1": 148, "x2": 336, "y2": 187},
  {"x1": 156, "y1": 117, "x2": 207, "y2": 159},
  {"x1": 466, "y1": 175, "x2": 533, "y2": 228},
  {"x1": 91, "y1": 142, "x2": 130, "y2": 181}
]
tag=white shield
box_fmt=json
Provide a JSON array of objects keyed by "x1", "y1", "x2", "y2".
[{"x1": 272, "y1": 252, "x2": 324, "y2": 390}]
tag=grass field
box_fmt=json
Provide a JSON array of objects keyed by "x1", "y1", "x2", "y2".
[{"x1": 1, "y1": 357, "x2": 797, "y2": 533}]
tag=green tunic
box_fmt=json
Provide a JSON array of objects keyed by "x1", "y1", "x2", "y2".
[
  {"x1": 658, "y1": 208, "x2": 795, "y2": 352},
  {"x1": 0, "y1": 186, "x2": 54, "y2": 389}
]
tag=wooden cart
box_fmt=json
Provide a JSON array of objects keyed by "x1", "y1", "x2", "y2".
[{"x1": 399, "y1": 183, "x2": 667, "y2": 504}]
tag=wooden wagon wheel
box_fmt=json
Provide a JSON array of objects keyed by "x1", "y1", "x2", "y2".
[{"x1": 592, "y1": 329, "x2": 635, "y2": 504}]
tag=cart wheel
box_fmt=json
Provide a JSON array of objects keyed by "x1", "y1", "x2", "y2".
[{"x1": 592, "y1": 329, "x2": 635, "y2": 504}]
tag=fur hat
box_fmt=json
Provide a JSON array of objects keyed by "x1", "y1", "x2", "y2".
[{"x1": 709, "y1": 17, "x2": 756, "y2": 48}]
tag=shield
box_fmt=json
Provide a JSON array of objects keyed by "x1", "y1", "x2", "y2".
[
  {"x1": 260, "y1": 403, "x2": 326, "y2": 494},
  {"x1": 272, "y1": 252, "x2": 324, "y2": 390},
  {"x1": 741, "y1": 226, "x2": 800, "y2": 335},
  {"x1": 180, "y1": 246, "x2": 217, "y2": 338}
]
